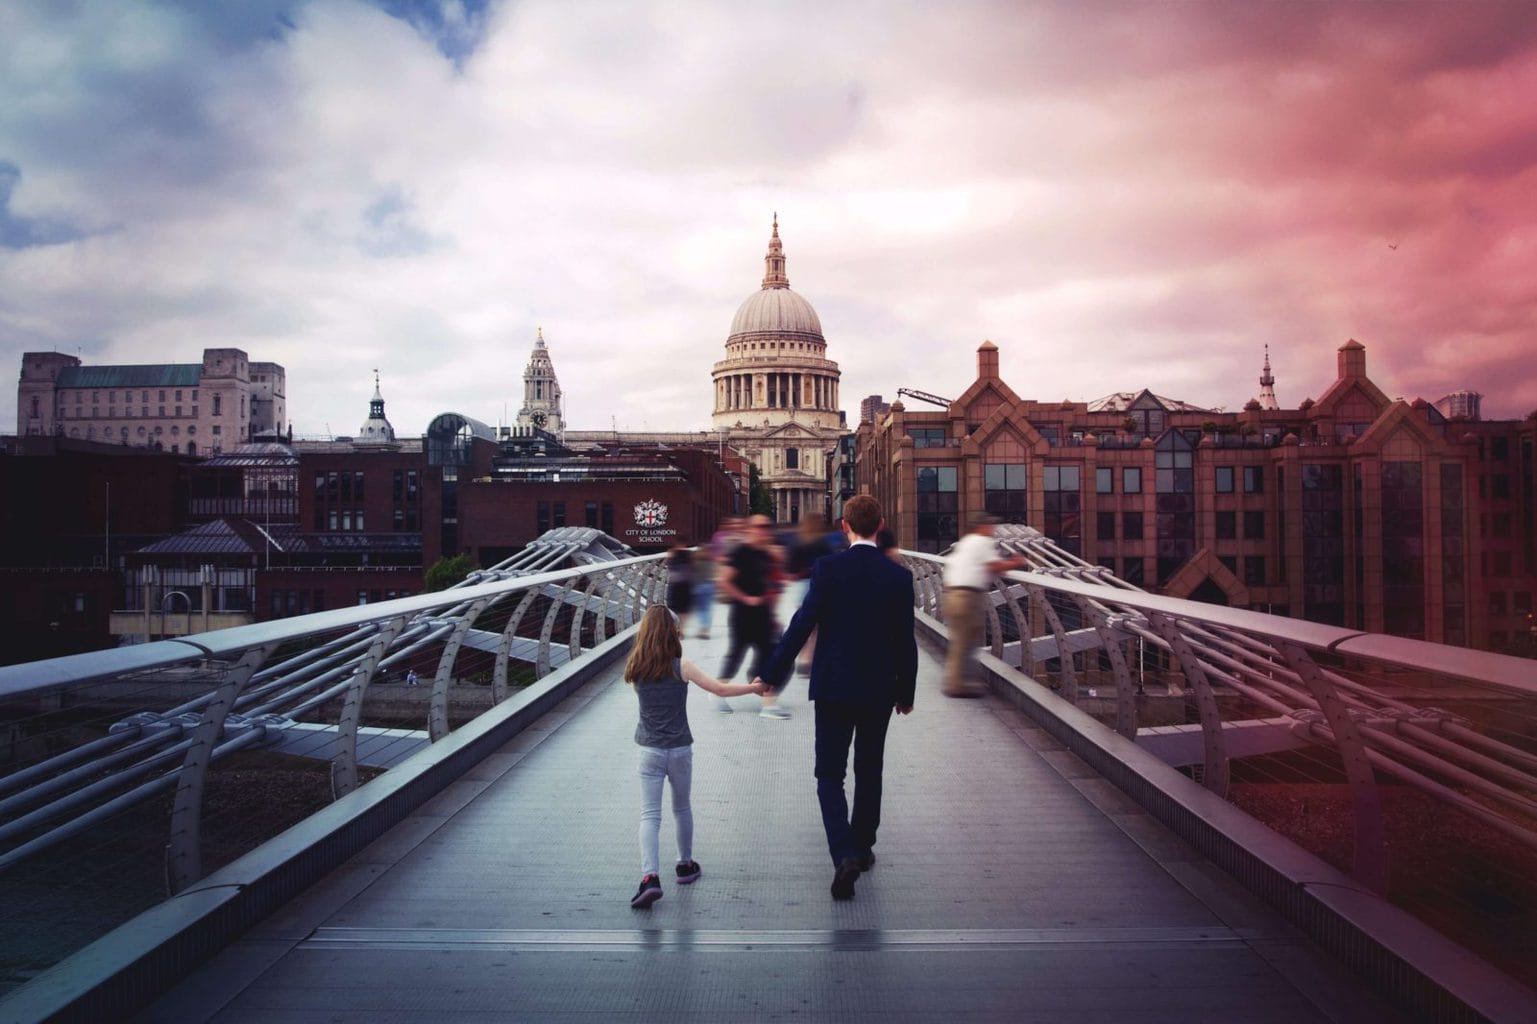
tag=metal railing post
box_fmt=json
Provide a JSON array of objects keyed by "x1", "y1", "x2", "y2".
[
  {"x1": 333, "y1": 617, "x2": 408, "y2": 798},
  {"x1": 1150, "y1": 611, "x2": 1229, "y2": 796},
  {"x1": 166, "y1": 645, "x2": 273, "y2": 893},
  {"x1": 1280, "y1": 641, "x2": 1388, "y2": 892}
]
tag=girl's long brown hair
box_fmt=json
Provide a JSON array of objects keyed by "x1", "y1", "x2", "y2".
[{"x1": 624, "y1": 605, "x2": 682, "y2": 684}]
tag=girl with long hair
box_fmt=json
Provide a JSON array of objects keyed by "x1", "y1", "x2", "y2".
[{"x1": 623, "y1": 605, "x2": 765, "y2": 908}]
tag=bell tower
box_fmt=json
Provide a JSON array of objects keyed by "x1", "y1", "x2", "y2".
[{"x1": 515, "y1": 327, "x2": 564, "y2": 435}]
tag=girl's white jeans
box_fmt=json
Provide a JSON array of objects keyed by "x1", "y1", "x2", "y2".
[{"x1": 637, "y1": 744, "x2": 694, "y2": 877}]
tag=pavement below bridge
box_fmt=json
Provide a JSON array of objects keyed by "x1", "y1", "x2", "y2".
[{"x1": 136, "y1": 601, "x2": 1407, "y2": 1023}]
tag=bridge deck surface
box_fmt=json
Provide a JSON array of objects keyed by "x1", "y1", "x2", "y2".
[{"x1": 137, "y1": 620, "x2": 1405, "y2": 1023}]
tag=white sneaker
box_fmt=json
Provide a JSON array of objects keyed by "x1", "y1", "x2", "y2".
[
  {"x1": 716, "y1": 697, "x2": 734, "y2": 713},
  {"x1": 759, "y1": 705, "x2": 791, "y2": 720}
]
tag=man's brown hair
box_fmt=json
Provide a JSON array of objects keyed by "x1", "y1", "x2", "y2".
[{"x1": 841, "y1": 494, "x2": 883, "y2": 539}]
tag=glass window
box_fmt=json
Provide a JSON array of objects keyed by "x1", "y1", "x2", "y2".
[
  {"x1": 1097, "y1": 511, "x2": 1115, "y2": 539},
  {"x1": 984, "y1": 463, "x2": 1027, "y2": 523},
  {"x1": 1123, "y1": 512, "x2": 1144, "y2": 539},
  {"x1": 1215, "y1": 466, "x2": 1234, "y2": 493},
  {"x1": 1215, "y1": 511, "x2": 1236, "y2": 540},
  {"x1": 917, "y1": 466, "x2": 960, "y2": 551},
  {"x1": 1122, "y1": 467, "x2": 1142, "y2": 493},
  {"x1": 1096, "y1": 467, "x2": 1113, "y2": 494},
  {"x1": 1243, "y1": 466, "x2": 1264, "y2": 493},
  {"x1": 1244, "y1": 556, "x2": 1266, "y2": 586},
  {"x1": 1244, "y1": 511, "x2": 1265, "y2": 539},
  {"x1": 907, "y1": 427, "x2": 947, "y2": 448}
]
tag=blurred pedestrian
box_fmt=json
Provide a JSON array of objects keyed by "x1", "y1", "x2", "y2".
[
  {"x1": 665, "y1": 542, "x2": 695, "y2": 633},
  {"x1": 717, "y1": 514, "x2": 789, "y2": 719},
  {"x1": 786, "y1": 514, "x2": 836, "y2": 676},
  {"x1": 941, "y1": 514, "x2": 1027, "y2": 697},
  {"x1": 693, "y1": 517, "x2": 737, "y2": 639}
]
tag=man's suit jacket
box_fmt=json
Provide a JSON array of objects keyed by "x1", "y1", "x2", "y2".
[{"x1": 762, "y1": 541, "x2": 918, "y2": 708}]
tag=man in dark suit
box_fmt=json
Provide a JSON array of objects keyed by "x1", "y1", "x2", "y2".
[{"x1": 755, "y1": 494, "x2": 917, "y2": 900}]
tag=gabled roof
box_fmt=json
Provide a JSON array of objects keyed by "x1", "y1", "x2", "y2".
[{"x1": 1086, "y1": 389, "x2": 1213, "y2": 414}]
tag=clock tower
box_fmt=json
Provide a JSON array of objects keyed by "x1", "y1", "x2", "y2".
[{"x1": 515, "y1": 327, "x2": 564, "y2": 436}]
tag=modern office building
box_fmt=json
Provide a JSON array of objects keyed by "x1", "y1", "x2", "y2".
[
  {"x1": 16, "y1": 347, "x2": 285, "y2": 454},
  {"x1": 856, "y1": 339, "x2": 1537, "y2": 654}
]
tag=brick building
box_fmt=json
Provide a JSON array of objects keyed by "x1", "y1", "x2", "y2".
[
  {"x1": 16, "y1": 347, "x2": 285, "y2": 454},
  {"x1": 856, "y1": 339, "x2": 1536, "y2": 654},
  {"x1": 423, "y1": 413, "x2": 735, "y2": 566}
]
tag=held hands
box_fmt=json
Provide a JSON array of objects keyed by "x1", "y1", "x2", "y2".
[{"x1": 748, "y1": 677, "x2": 769, "y2": 694}]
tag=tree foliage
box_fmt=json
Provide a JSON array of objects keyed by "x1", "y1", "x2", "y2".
[
  {"x1": 748, "y1": 462, "x2": 775, "y2": 517},
  {"x1": 424, "y1": 553, "x2": 476, "y2": 592}
]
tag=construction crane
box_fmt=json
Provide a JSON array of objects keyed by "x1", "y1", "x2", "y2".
[{"x1": 896, "y1": 387, "x2": 953, "y2": 409}]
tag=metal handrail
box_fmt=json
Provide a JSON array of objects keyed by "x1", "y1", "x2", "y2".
[
  {"x1": 0, "y1": 551, "x2": 667, "y2": 895},
  {"x1": 897, "y1": 543, "x2": 1537, "y2": 897}
]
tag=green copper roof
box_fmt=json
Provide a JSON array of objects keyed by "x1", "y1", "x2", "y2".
[{"x1": 56, "y1": 364, "x2": 203, "y2": 388}]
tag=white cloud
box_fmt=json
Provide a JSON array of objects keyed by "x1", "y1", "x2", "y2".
[{"x1": 3, "y1": 0, "x2": 1537, "y2": 447}]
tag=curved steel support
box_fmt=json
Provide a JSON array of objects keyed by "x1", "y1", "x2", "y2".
[
  {"x1": 1150, "y1": 612, "x2": 1229, "y2": 796},
  {"x1": 493, "y1": 589, "x2": 542, "y2": 704},
  {"x1": 912, "y1": 559, "x2": 944, "y2": 618},
  {"x1": 537, "y1": 579, "x2": 579, "y2": 679},
  {"x1": 430, "y1": 597, "x2": 493, "y2": 742},
  {"x1": 1280, "y1": 641, "x2": 1388, "y2": 892},
  {"x1": 569, "y1": 576, "x2": 598, "y2": 665},
  {"x1": 982, "y1": 586, "x2": 1005, "y2": 660},
  {"x1": 998, "y1": 582, "x2": 1030, "y2": 670},
  {"x1": 166, "y1": 644, "x2": 274, "y2": 893},
  {"x1": 591, "y1": 575, "x2": 610, "y2": 645},
  {"x1": 332, "y1": 617, "x2": 408, "y2": 798},
  {"x1": 1028, "y1": 584, "x2": 1078, "y2": 701},
  {"x1": 1077, "y1": 598, "x2": 1138, "y2": 739}
]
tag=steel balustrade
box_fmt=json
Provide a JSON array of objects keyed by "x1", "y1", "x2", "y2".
[
  {"x1": 2, "y1": 523, "x2": 1535, "y2": 1009},
  {"x1": 0, "y1": 533, "x2": 665, "y2": 914},
  {"x1": 892, "y1": 525, "x2": 1537, "y2": 904}
]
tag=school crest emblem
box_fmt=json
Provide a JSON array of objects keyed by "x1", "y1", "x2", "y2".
[{"x1": 633, "y1": 499, "x2": 668, "y2": 528}]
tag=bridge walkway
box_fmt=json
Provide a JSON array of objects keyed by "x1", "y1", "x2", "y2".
[{"x1": 137, "y1": 625, "x2": 1406, "y2": 1023}]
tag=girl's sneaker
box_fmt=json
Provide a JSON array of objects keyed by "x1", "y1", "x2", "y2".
[
  {"x1": 630, "y1": 874, "x2": 662, "y2": 908},
  {"x1": 675, "y1": 860, "x2": 701, "y2": 884}
]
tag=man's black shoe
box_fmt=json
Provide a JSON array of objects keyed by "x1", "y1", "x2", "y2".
[
  {"x1": 856, "y1": 850, "x2": 876, "y2": 872},
  {"x1": 831, "y1": 858, "x2": 861, "y2": 900}
]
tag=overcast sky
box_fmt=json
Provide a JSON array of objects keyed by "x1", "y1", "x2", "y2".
[{"x1": 3, "y1": 0, "x2": 1535, "y2": 440}]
